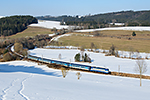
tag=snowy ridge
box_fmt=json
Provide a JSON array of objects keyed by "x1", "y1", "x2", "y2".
[
  {"x1": 75, "y1": 26, "x2": 150, "y2": 32},
  {"x1": 29, "y1": 20, "x2": 69, "y2": 29}
]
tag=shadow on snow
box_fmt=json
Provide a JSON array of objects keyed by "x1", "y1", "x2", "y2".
[{"x1": 0, "y1": 64, "x2": 61, "y2": 77}]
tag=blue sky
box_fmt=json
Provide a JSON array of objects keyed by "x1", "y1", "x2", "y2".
[{"x1": 0, "y1": 0, "x2": 150, "y2": 16}]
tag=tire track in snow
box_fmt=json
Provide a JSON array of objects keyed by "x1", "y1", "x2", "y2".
[
  {"x1": 18, "y1": 74, "x2": 33, "y2": 100},
  {"x1": 0, "y1": 78, "x2": 18, "y2": 100}
]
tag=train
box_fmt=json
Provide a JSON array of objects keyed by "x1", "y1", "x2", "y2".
[{"x1": 28, "y1": 55, "x2": 110, "y2": 74}]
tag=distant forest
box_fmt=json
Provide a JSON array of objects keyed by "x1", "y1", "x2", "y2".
[
  {"x1": 37, "y1": 10, "x2": 150, "y2": 29},
  {"x1": 0, "y1": 15, "x2": 38, "y2": 36}
]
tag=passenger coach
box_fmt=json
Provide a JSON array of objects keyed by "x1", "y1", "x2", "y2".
[{"x1": 28, "y1": 55, "x2": 110, "y2": 74}]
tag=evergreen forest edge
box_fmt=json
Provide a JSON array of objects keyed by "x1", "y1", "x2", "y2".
[{"x1": 0, "y1": 15, "x2": 38, "y2": 36}]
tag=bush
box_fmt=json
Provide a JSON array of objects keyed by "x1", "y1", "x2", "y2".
[
  {"x1": 3, "y1": 52, "x2": 13, "y2": 61},
  {"x1": 76, "y1": 72, "x2": 82, "y2": 80},
  {"x1": 3, "y1": 49, "x2": 8, "y2": 54},
  {"x1": 91, "y1": 42, "x2": 95, "y2": 49},
  {"x1": 74, "y1": 53, "x2": 80, "y2": 61},
  {"x1": 22, "y1": 49, "x2": 28, "y2": 57},
  {"x1": 14, "y1": 42, "x2": 23, "y2": 53},
  {"x1": 0, "y1": 49, "x2": 5, "y2": 54},
  {"x1": 132, "y1": 32, "x2": 136, "y2": 36},
  {"x1": 109, "y1": 44, "x2": 116, "y2": 55},
  {"x1": 61, "y1": 67, "x2": 69, "y2": 78},
  {"x1": 27, "y1": 42, "x2": 35, "y2": 49}
]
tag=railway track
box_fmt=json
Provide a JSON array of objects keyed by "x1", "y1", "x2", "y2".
[{"x1": 25, "y1": 57, "x2": 150, "y2": 80}]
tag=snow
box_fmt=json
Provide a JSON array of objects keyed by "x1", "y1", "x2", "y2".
[
  {"x1": 0, "y1": 16, "x2": 4, "y2": 19},
  {"x1": 45, "y1": 45, "x2": 79, "y2": 49},
  {"x1": 75, "y1": 26, "x2": 150, "y2": 32},
  {"x1": 0, "y1": 60, "x2": 150, "y2": 100},
  {"x1": 50, "y1": 33, "x2": 94, "y2": 42},
  {"x1": 48, "y1": 33, "x2": 55, "y2": 37},
  {"x1": 52, "y1": 33, "x2": 73, "y2": 41},
  {"x1": 110, "y1": 23, "x2": 125, "y2": 26},
  {"x1": 11, "y1": 46, "x2": 14, "y2": 52},
  {"x1": 29, "y1": 20, "x2": 69, "y2": 29},
  {"x1": 29, "y1": 48, "x2": 150, "y2": 75}
]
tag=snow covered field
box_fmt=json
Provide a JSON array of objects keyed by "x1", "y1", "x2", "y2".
[
  {"x1": 0, "y1": 61, "x2": 150, "y2": 100},
  {"x1": 29, "y1": 20, "x2": 69, "y2": 29},
  {"x1": 29, "y1": 48, "x2": 150, "y2": 75},
  {"x1": 75, "y1": 26, "x2": 150, "y2": 32},
  {"x1": 29, "y1": 20, "x2": 150, "y2": 32}
]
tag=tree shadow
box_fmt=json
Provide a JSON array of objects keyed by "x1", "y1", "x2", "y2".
[
  {"x1": 91, "y1": 59, "x2": 94, "y2": 62},
  {"x1": 29, "y1": 53, "x2": 37, "y2": 55},
  {"x1": 0, "y1": 64, "x2": 62, "y2": 77}
]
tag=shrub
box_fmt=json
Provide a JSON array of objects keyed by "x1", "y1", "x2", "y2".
[
  {"x1": 12, "y1": 54, "x2": 17, "y2": 60},
  {"x1": 22, "y1": 49, "x2": 28, "y2": 57},
  {"x1": 14, "y1": 42, "x2": 23, "y2": 53},
  {"x1": 109, "y1": 44, "x2": 116, "y2": 55},
  {"x1": 76, "y1": 72, "x2": 82, "y2": 80},
  {"x1": 3, "y1": 52, "x2": 13, "y2": 61},
  {"x1": 0, "y1": 49, "x2": 5, "y2": 54},
  {"x1": 74, "y1": 53, "x2": 80, "y2": 61},
  {"x1": 61, "y1": 67, "x2": 69, "y2": 78},
  {"x1": 132, "y1": 32, "x2": 136, "y2": 36},
  {"x1": 27, "y1": 42, "x2": 35, "y2": 49},
  {"x1": 91, "y1": 42, "x2": 95, "y2": 49},
  {"x1": 3, "y1": 49, "x2": 8, "y2": 54}
]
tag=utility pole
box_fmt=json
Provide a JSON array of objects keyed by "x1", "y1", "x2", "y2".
[
  {"x1": 42, "y1": 55, "x2": 43, "y2": 65},
  {"x1": 118, "y1": 65, "x2": 120, "y2": 75}
]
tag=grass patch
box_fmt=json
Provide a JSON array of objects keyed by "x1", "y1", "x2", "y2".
[
  {"x1": 8, "y1": 26, "x2": 53, "y2": 39},
  {"x1": 58, "y1": 30, "x2": 150, "y2": 52}
]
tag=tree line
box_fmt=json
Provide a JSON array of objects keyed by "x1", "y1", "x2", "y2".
[
  {"x1": 0, "y1": 15, "x2": 38, "y2": 36},
  {"x1": 37, "y1": 10, "x2": 150, "y2": 29}
]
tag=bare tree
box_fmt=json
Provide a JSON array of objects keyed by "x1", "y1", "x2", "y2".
[
  {"x1": 58, "y1": 54, "x2": 61, "y2": 59},
  {"x1": 134, "y1": 60, "x2": 147, "y2": 86},
  {"x1": 91, "y1": 42, "x2": 95, "y2": 49},
  {"x1": 61, "y1": 67, "x2": 69, "y2": 78},
  {"x1": 80, "y1": 46, "x2": 85, "y2": 61},
  {"x1": 52, "y1": 27, "x2": 57, "y2": 33},
  {"x1": 109, "y1": 44, "x2": 116, "y2": 55},
  {"x1": 76, "y1": 72, "x2": 82, "y2": 80},
  {"x1": 129, "y1": 47, "x2": 134, "y2": 58}
]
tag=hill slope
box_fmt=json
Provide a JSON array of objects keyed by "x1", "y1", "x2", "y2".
[
  {"x1": 0, "y1": 61, "x2": 150, "y2": 100},
  {"x1": 37, "y1": 10, "x2": 150, "y2": 28},
  {"x1": 0, "y1": 15, "x2": 38, "y2": 36}
]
